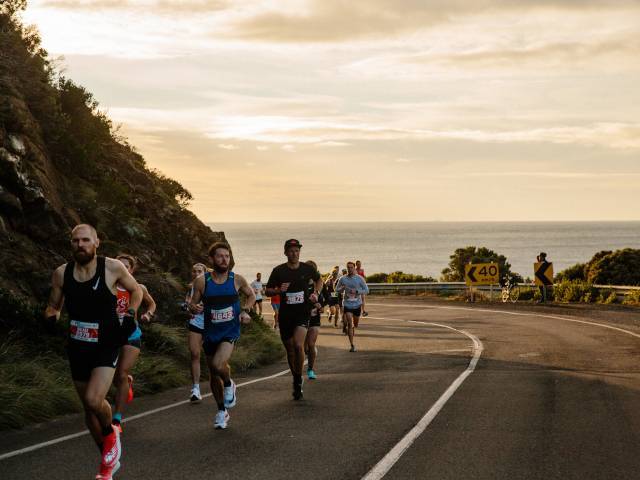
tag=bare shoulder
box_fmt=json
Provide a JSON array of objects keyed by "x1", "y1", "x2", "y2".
[
  {"x1": 52, "y1": 263, "x2": 67, "y2": 284},
  {"x1": 235, "y1": 273, "x2": 249, "y2": 286},
  {"x1": 105, "y1": 257, "x2": 125, "y2": 272}
]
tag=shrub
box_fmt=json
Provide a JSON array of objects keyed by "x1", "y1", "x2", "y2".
[
  {"x1": 623, "y1": 290, "x2": 640, "y2": 305},
  {"x1": 553, "y1": 280, "x2": 598, "y2": 303},
  {"x1": 366, "y1": 271, "x2": 435, "y2": 283},
  {"x1": 555, "y1": 263, "x2": 586, "y2": 282}
]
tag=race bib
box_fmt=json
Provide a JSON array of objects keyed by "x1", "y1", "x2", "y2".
[
  {"x1": 286, "y1": 291, "x2": 305, "y2": 305},
  {"x1": 70, "y1": 320, "x2": 99, "y2": 343},
  {"x1": 330, "y1": 292, "x2": 338, "y2": 298},
  {"x1": 211, "y1": 306, "x2": 235, "y2": 323}
]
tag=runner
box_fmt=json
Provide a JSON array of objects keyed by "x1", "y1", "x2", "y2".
[
  {"x1": 335, "y1": 261, "x2": 369, "y2": 352},
  {"x1": 325, "y1": 269, "x2": 340, "y2": 326},
  {"x1": 270, "y1": 292, "x2": 280, "y2": 329},
  {"x1": 112, "y1": 254, "x2": 156, "y2": 431},
  {"x1": 338, "y1": 268, "x2": 347, "y2": 330},
  {"x1": 185, "y1": 263, "x2": 207, "y2": 403},
  {"x1": 304, "y1": 260, "x2": 326, "y2": 380},
  {"x1": 189, "y1": 242, "x2": 255, "y2": 429},
  {"x1": 251, "y1": 272, "x2": 265, "y2": 315},
  {"x1": 266, "y1": 239, "x2": 322, "y2": 400},
  {"x1": 355, "y1": 260, "x2": 369, "y2": 317},
  {"x1": 45, "y1": 224, "x2": 142, "y2": 480}
]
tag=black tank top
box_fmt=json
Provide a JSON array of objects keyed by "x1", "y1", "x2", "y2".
[{"x1": 63, "y1": 256, "x2": 120, "y2": 347}]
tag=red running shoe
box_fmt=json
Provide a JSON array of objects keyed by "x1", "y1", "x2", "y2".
[
  {"x1": 126, "y1": 375, "x2": 134, "y2": 404},
  {"x1": 101, "y1": 425, "x2": 121, "y2": 469},
  {"x1": 96, "y1": 460, "x2": 120, "y2": 479}
]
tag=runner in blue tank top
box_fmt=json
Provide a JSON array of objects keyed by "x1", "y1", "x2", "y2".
[{"x1": 189, "y1": 242, "x2": 255, "y2": 429}]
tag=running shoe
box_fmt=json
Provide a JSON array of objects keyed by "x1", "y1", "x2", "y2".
[
  {"x1": 101, "y1": 425, "x2": 121, "y2": 470},
  {"x1": 362, "y1": 311, "x2": 369, "y2": 317},
  {"x1": 307, "y1": 369, "x2": 317, "y2": 380},
  {"x1": 350, "y1": 345, "x2": 357, "y2": 352},
  {"x1": 214, "y1": 410, "x2": 230, "y2": 429},
  {"x1": 126, "y1": 375, "x2": 134, "y2": 404},
  {"x1": 292, "y1": 379, "x2": 304, "y2": 400},
  {"x1": 223, "y1": 380, "x2": 237, "y2": 408},
  {"x1": 190, "y1": 385, "x2": 202, "y2": 403},
  {"x1": 96, "y1": 460, "x2": 120, "y2": 480}
]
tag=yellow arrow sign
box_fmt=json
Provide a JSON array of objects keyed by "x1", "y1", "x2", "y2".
[
  {"x1": 465, "y1": 263, "x2": 500, "y2": 286},
  {"x1": 534, "y1": 262, "x2": 554, "y2": 286}
]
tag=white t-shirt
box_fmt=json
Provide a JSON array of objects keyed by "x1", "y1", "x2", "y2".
[{"x1": 251, "y1": 280, "x2": 263, "y2": 300}]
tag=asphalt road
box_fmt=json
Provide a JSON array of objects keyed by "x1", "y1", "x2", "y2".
[{"x1": 2, "y1": 298, "x2": 640, "y2": 479}]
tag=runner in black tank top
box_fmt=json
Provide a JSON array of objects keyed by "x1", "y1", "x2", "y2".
[{"x1": 45, "y1": 224, "x2": 142, "y2": 480}]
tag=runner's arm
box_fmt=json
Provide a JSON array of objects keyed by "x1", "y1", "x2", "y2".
[
  {"x1": 139, "y1": 284, "x2": 156, "y2": 322},
  {"x1": 265, "y1": 269, "x2": 280, "y2": 297},
  {"x1": 359, "y1": 277, "x2": 370, "y2": 295},
  {"x1": 45, "y1": 265, "x2": 65, "y2": 319},
  {"x1": 236, "y1": 275, "x2": 257, "y2": 311},
  {"x1": 189, "y1": 275, "x2": 205, "y2": 308}
]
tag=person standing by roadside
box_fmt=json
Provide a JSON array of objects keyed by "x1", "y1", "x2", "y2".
[{"x1": 536, "y1": 252, "x2": 550, "y2": 303}]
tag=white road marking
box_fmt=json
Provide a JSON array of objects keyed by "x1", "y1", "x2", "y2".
[
  {"x1": 361, "y1": 317, "x2": 483, "y2": 480},
  {"x1": 367, "y1": 302, "x2": 640, "y2": 340},
  {"x1": 0, "y1": 368, "x2": 292, "y2": 461}
]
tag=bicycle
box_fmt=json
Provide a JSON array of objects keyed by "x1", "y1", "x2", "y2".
[{"x1": 501, "y1": 276, "x2": 520, "y2": 303}]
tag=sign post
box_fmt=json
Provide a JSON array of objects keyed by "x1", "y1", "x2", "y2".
[{"x1": 465, "y1": 263, "x2": 500, "y2": 302}]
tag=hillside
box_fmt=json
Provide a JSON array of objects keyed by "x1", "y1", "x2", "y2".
[{"x1": 0, "y1": 2, "x2": 223, "y2": 314}]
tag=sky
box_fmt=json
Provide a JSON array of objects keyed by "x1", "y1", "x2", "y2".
[{"x1": 22, "y1": 0, "x2": 640, "y2": 222}]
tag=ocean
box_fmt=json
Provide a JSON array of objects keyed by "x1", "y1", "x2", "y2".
[{"x1": 210, "y1": 222, "x2": 640, "y2": 282}]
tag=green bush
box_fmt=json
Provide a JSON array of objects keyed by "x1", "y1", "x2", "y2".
[
  {"x1": 623, "y1": 290, "x2": 640, "y2": 305},
  {"x1": 585, "y1": 249, "x2": 640, "y2": 286},
  {"x1": 553, "y1": 280, "x2": 598, "y2": 303},
  {"x1": 366, "y1": 271, "x2": 435, "y2": 283},
  {"x1": 555, "y1": 263, "x2": 586, "y2": 282}
]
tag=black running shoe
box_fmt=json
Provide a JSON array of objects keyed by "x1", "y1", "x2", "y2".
[{"x1": 292, "y1": 380, "x2": 304, "y2": 400}]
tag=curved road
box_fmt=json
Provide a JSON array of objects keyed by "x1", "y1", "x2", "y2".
[{"x1": 2, "y1": 298, "x2": 640, "y2": 479}]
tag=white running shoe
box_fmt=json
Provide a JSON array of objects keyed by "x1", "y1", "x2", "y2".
[
  {"x1": 223, "y1": 380, "x2": 237, "y2": 408},
  {"x1": 214, "y1": 410, "x2": 230, "y2": 429},
  {"x1": 190, "y1": 385, "x2": 202, "y2": 403}
]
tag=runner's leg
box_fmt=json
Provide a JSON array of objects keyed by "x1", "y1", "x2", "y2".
[
  {"x1": 345, "y1": 312, "x2": 355, "y2": 348},
  {"x1": 188, "y1": 331, "x2": 202, "y2": 385},
  {"x1": 113, "y1": 345, "x2": 139, "y2": 420},
  {"x1": 305, "y1": 327, "x2": 319, "y2": 371}
]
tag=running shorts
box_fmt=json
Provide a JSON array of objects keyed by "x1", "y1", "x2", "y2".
[
  {"x1": 279, "y1": 316, "x2": 309, "y2": 341},
  {"x1": 309, "y1": 315, "x2": 321, "y2": 328},
  {"x1": 67, "y1": 342, "x2": 119, "y2": 382},
  {"x1": 271, "y1": 303, "x2": 280, "y2": 312},
  {"x1": 203, "y1": 337, "x2": 238, "y2": 356},
  {"x1": 344, "y1": 306, "x2": 362, "y2": 317}
]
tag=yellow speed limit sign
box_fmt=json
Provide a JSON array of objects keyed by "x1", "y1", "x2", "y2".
[{"x1": 465, "y1": 263, "x2": 500, "y2": 286}]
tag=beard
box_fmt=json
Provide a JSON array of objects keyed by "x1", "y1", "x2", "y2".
[
  {"x1": 213, "y1": 263, "x2": 228, "y2": 273},
  {"x1": 73, "y1": 249, "x2": 95, "y2": 265}
]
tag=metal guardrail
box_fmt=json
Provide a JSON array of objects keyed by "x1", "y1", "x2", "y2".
[{"x1": 368, "y1": 282, "x2": 640, "y2": 295}]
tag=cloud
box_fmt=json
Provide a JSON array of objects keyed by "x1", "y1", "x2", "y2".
[
  {"x1": 39, "y1": 0, "x2": 230, "y2": 14},
  {"x1": 217, "y1": 143, "x2": 239, "y2": 150},
  {"x1": 229, "y1": 0, "x2": 640, "y2": 43}
]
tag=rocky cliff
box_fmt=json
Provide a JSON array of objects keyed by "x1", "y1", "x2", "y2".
[{"x1": 0, "y1": 3, "x2": 224, "y2": 321}]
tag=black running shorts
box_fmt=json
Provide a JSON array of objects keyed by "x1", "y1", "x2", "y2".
[
  {"x1": 67, "y1": 343, "x2": 119, "y2": 382},
  {"x1": 344, "y1": 306, "x2": 362, "y2": 317},
  {"x1": 279, "y1": 316, "x2": 309, "y2": 341}
]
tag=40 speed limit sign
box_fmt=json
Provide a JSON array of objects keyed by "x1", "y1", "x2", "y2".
[{"x1": 465, "y1": 263, "x2": 500, "y2": 286}]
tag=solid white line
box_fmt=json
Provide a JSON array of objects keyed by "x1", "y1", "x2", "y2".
[
  {"x1": 361, "y1": 318, "x2": 483, "y2": 480},
  {"x1": 0, "y1": 368, "x2": 291, "y2": 462},
  {"x1": 367, "y1": 302, "x2": 640, "y2": 340}
]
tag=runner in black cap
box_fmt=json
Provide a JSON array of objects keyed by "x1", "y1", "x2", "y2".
[{"x1": 266, "y1": 239, "x2": 322, "y2": 400}]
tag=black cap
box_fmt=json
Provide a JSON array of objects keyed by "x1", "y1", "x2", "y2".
[{"x1": 284, "y1": 239, "x2": 302, "y2": 249}]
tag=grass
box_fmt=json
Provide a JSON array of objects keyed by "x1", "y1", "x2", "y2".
[{"x1": 0, "y1": 314, "x2": 284, "y2": 430}]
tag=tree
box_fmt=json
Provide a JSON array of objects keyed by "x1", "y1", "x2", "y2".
[{"x1": 440, "y1": 246, "x2": 521, "y2": 283}]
